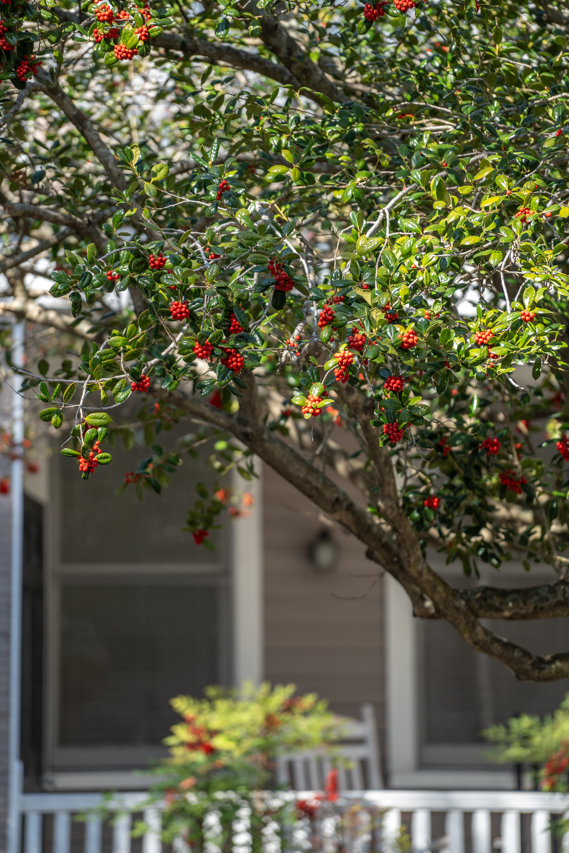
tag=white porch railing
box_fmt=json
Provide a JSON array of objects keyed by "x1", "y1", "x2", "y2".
[{"x1": 17, "y1": 790, "x2": 569, "y2": 853}]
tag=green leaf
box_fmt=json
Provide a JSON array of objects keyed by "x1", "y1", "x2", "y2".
[
  {"x1": 96, "y1": 453, "x2": 112, "y2": 465},
  {"x1": 63, "y1": 382, "x2": 77, "y2": 403},
  {"x1": 61, "y1": 448, "x2": 80, "y2": 457},
  {"x1": 151, "y1": 163, "x2": 169, "y2": 181},
  {"x1": 356, "y1": 236, "x2": 383, "y2": 255},
  {"x1": 291, "y1": 395, "x2": 307, "y2": 405},
  {"x1": 489, "y1": 250, "x2": 503, "y2": 266},
  {"x1": 460, "y1": 235, "x2": 481, "y2": 246},
  {"x1": 85, "y1": 412, "x2": 112, "y2": 427},
  {"x1": 144, "y1": 181, "x2": 158, "y2": 198},
  {"x1": 51, "y1": 410, "x2": 63, "y2": 429},
  {"x1": 266, "y1": 165, "x2": 290, "y2": 178},
  {"x1": 39, "y1": 407, "x2": 57, "y2": 422}
]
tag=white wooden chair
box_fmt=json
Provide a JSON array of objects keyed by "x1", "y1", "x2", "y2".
[{"x1": 276, "y1": 703, "x2": 383, "y2": 791}]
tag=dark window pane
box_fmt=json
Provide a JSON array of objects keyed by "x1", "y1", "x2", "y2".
[
  {"x1": 421, "y1": 618, "x2": 569, "y2": 747},
  {"x1": 59, "y1": 582, "x2": 221, "y2": 747},
  {"x1": 58, "y1": 440, "x2": 223, "y2": 565}
]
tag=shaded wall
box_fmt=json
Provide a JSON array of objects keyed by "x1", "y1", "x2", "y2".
[{"x1": 262, "y1": 464, "x2": 385, "y2": 774}]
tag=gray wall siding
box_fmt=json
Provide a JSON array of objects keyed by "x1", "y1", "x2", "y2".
[
  {"x1": 262, "y1": 465, "x2": 385, "y2": 768},
  {"x1": 0, "y1": 496, "x2": 12, "y2": 853}
]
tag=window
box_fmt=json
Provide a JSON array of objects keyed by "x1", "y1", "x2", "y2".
[
  {"x1": 386, "y1": 564, "x2": 569, "y2": 789},
  {"x1": 45, "y1": 436, "x2": 234, "y2": 780}
]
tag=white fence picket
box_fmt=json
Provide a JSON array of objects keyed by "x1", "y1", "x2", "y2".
[
  {"x1": 472, "y1": 810, "x2": 491, "y2": 853},
  {"x1": 24, "y1": 813, "x2": 41, "y2": 853},
  {"x1": 501, "y1": 810, "x2": 520, "y2": 853},
  {"x1": 113, "y1": 812, "x2": 132, "y2": 853},
  {"x1": 531, "y1": 810, "x2": 550, "y2": 853},
  {"x1": 84, "y1": 818, "x2": 102, "y2": 853},
  {"x1": 412, "y1": 809, "x2": 431, "y2": 853},
  {"x1": 53, "y1": 812, "x2": 71, "y2": 853},
  {"x1": 445, "y1": 809, "x2": 464, "y2": 853},
  {"x1": 142, "y1": 808, "x2": 161, "y2": 853}
]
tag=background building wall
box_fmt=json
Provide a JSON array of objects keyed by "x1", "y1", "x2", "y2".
[{"x1": 262, "y1": 464, "x2": 385, "y2": 778}]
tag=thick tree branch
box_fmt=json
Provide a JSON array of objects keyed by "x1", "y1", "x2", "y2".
[
  {"x1": 0, "y1": 197, "x2": 108, "y2": 254},
  {"x1": 156, "y1": 382, "x2": 569, "y2": 683}
]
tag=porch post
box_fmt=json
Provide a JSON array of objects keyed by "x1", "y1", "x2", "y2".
[{"x1": 7, "y1": 321, "x2": 25, "y2": 853}]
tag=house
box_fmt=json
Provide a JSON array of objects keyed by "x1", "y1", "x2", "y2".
[{"x1": 1, "y1": 324, "x2": 569, "y2": 852}]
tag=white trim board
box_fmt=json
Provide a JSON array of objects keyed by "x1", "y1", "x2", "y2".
[{"x1": 232, "y1": 459, "x2": 263, "y2": 687}]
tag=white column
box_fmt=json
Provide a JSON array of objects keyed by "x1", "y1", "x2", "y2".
[
  {"x1": 7, "y1": 321, "x2": 25, "y2": 853},
  {"x1": 232, "y1": 460, "x2": 263, "y2": 686},
  {"x1": 385, "y1": 574, "x2": 417, "y2": 783}
]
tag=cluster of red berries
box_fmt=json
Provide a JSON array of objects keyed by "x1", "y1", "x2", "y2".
[
  {"x1": 135, "y1": 24, "x2": 149, "y2": 39},
  {"x1": 106, "y1": 270, "x2": 120, "y2": 281},
  {"x1": 216, "y1": 179, "x2": 230, "y2": 200},
  {"x1": 481, "y1": 437, "x2": 501, "y2": 455},
  {"x1": 394, "y1": 0, "x2": 415, "y2": 10},
  {"x1": 333, "y1": 295, "x2": 344, "y2": 304},
  {"x1": 149, "y1": 252, "x2": 165, "y2": 270},
  {"x1": 15, "y1": 55, "x2": 42, "y2": 80},
  {"x1": 384, "y1": 375, "x2": 404, "y2": 393},
  {"x1": 439, "y1": 436, "x2": 450, "y2": 457},
  {"x1": 383, "y1": 422, "x2": 405, "y2": 443},
  {"x1": 93, "y1": 26, "x2": 119, "y2": 40},
  {"x1": 268, "y1": 257, "x2": 294, "y2": 292},
  {"x1": 400, "y1": 328, "x2": 419, "y2": 349},
  {"x1": 347, "y1": 330, "x2": 366, "y2": 352},
  {"x1": 0, "y1": 22, "x2": 14, "y2": 50},
  {"x1": 228, "y1": 313, "x2": 243, "y2": 334},
  {"x1": 542, "y1": 747, "x2": 569, "y2": 792},
  {"x1": 520, "y1": 310, "x2": 536, "y2": 323},
  {"x1": 424, "y1": 496, "x2": 441, "y2": 509},
  {"x1": 192, "y1": 529, "x2": 209, "y2": 545},
  {"x1": 221, "y1": 348, "x2": 244, "y2": 373},
  {"x1": 302, "y1": 394, "x2": 322, "y2": 418},
  {"x1": 334, "y1": 350, "x2": 353, "y2": 384},
  {"x1": 556, "y1": 129, "x2": 564, "y2": 137},
  {"x1": 556, "y1": 435, "x2": 569, "y2": 461},
  {"x1": 474, "y1": 329, "x2": 493, "y2": 346},
  {"x1": 499, "y1": 470, "x2": 527, "y2": 494},
  {"x1": 208, "y1": 250, "x2": 220, "y2": 259},
  {"x1": 193, "y1": 340, "x2": 213, "y2": 360},
  {"x1": 363, "y1": 1, "x2": 388, "y2": 20},
  {"x1": 137, "y1": 4, "x2": 152, "y2": 19},
  {"x1": 95, "y1": 2, "x2": 114, "y2": 20},
  {"x1": 515, "y1": 207, "x2": 531, "y2": 224},
  {"x1": 318, "y1": 305, "x2": 336, "y2": 328},
  {"x1": 131, "y1": 375, "x2": 151, "y2": 392},
  {"x1": 78, "y1": 440, "x2": 102, "y2": 474},
  {"x1": 286, "y1": 335, "x2": 302, "y2": 350},
  {"x1": 170, "y1": 300, "x2": 190, "y2": 321},
  {"x1": 124, "y1": 471, "x2": 142, "y2": 484},
  {"x1": 114, "y1": 43, "x2": 137, "y2": 59},
  {"x1": 383, "y1": 303, "x2": 399, "y2": 323}
]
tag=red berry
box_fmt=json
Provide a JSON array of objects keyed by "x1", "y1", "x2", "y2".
[
  {"x1": 515, "y1": 207, "x2": 531, "y2": 224},
  {"x1": 384, "y1": 375, "x2": 404, "y2": 393},
  {"x1": 318, "y1": 305, "x2": 336, "y2": 328},
  {"x1": 557, "y1": 436, "x2": 569, "y2": 461},
  {"x1": 301, "y1": 394, "x2": 322, "y2": 418},
  {"x1": 193, "y1": 340, "x2": 213, "y2": 360},
  {"x1": 474, "y1": 329, "x2": 493, "y2": 346},
  {"x1": 399, "y1": 328, "x2": 419, "y2": 349},
  {"x1": 347, "y1": 329, "x2": 366, "y2": 352},
  {"x1": 131, "y1": 375, "x2": 151, "y2": 392},
  {"x1": 170, "y1": 300, "x2": 190, "y2": 321},
  {"x1": 363, "y1": 1, "x2": 388, "y2": 20},
  {"x1": 228, "y1": 313, "x2": 243, "y2": 335},
  {"x1": 193, "y1": 529, "x2": 209, "y2": 545},
  {"x1": 520, "y1": 310, "x2": 536, "y2": 323},
  {"x1": 95, "y1": 2, "x2": 115, "y2": 21},
  {"x1": 383, "y1": 422, "x2": 405, "y2": 444},
  {"x1": 114, "y1": 43, "x2": 138, "y2": 60},
  {"x1": 268, "y1": 257, "x2": 294, "y2": 292},
  {"x1": 220, "y1": 348, "x2": 244, "y2": 373},
  {"x1": 424, "y1": 496, "x2": 441, "y2": 509},
  {"x1": 78, "y1": 440, "x2": 102, "y2": 474},
  {"x1": 149, "y1": 252, "x2": 166, "y2": 270},
  {"x1": 216, "y1": 179, "x2": 230, "y2": 201},
  {"x1": 333, "y1": 350, "x2": 353, "y2": 384},
  {"x1": 499, "y1": 470, "x2": 527, "y2": 494},
  {"x1": 481, "y1": 437, "x2": 501, "y2": 456}
]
